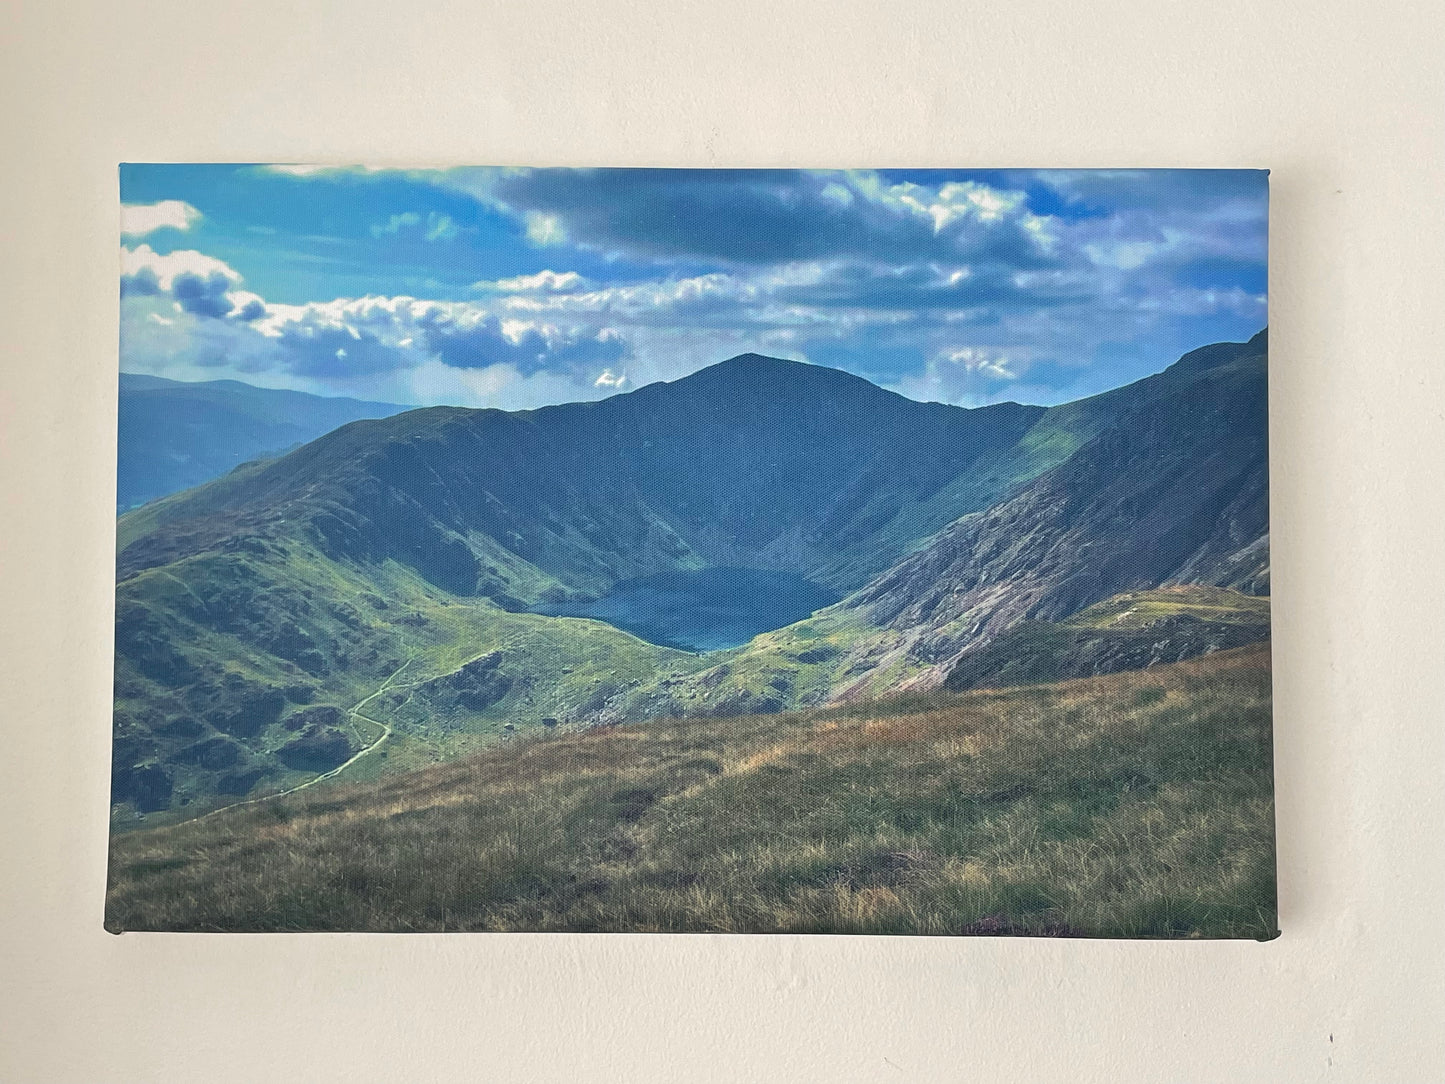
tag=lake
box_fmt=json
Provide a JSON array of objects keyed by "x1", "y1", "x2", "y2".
[{"x1": 532, "y1": 567, "x2": 841, "y2": 652}]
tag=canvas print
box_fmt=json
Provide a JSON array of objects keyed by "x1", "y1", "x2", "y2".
[{"x1": 107, "y1": 167, "x2": 1274, "y2": 937}]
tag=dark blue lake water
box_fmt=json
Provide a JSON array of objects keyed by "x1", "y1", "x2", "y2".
[{"x1": 533, "y1": 567, "x2": 840, "y2": 652}]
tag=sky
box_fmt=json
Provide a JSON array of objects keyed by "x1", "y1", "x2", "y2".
[{"x1": 118, "y1": 166, "x2": 1267, "y2": 410}]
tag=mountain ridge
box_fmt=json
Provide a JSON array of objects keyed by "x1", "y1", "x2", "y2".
[
  {"x1": 117, "y1": 372, "x2": 409, "y2": 511},
  {"x1": 118, "y1": 353, "x2": 1051, "y2": 598},
  {"x1": 112, "y1": 334, "x2": 1268, "y2": 817},
  {"x1": 604, "y1": 334, "x2": 1268, "y2": 719}
]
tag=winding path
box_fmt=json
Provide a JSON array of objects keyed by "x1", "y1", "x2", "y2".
[{"x1": 192, "y1": 656, "x2": 414, "y2": 823}]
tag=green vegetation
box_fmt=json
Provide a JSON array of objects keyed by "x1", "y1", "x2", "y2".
[
  {"x1": 113, "y1": 540, "x2": 697, "y2": 823},
  {"x1": 110, "y1": 337, "x2": 1271, "y2": 822},
  {"x1": 107, "y1": 645, "x2": 1276, "y2": 938},
  {"x1": 1064, "y1": 585, "x2": 1271, "y2": 628},
  {"x1": 943, "y1": 586, "x2": 1271, "y2": 691}
]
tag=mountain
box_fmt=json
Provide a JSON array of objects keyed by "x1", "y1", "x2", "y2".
[
  {"x1": 112, "y1": 356, "x2": 1055, "y2": 816},
  {"x1": 117, "y1": 373, "x2": 408, "y2": 511},
  {"x1": 111, "y1": 336, "x2": 1267, "y2": 818},
  {"x1": 118, "y1": 356, "x2": 1046, "y2": 597},
  {"x1": 608, "y1": 331, "x2": 1268, "y2": 717},
  {"x1": 837, "y1": 330, "x2": 1268, "y2": 678}
]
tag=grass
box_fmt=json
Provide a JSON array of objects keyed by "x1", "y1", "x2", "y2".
[
  {"x1": 111, "y1": 536, "x2": 701, "y2": 822},
  {"x1": 941, "y1": 586, "x2": 1271, "y2": 693},
  {"x1": 107, "y1": 644, "x2": 1276, "y2": 938},
  {"x1": 1062, "y1": 586, "x2": 1271, "y2": 630}
]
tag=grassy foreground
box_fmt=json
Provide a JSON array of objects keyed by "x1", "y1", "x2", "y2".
[{"x1": 106, "y1": 645, "x2": 1276, "y2": 938}]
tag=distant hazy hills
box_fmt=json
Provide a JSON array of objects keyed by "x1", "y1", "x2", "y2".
[
  {"x1": 112, "y1": 334, "x2": 1268, "y2": 817},
  {"x1": 117, "y1": 373, "x2": 408, "y2": 511}
]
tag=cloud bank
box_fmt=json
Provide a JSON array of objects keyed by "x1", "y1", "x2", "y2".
[{"x1": 119, "y1": 168, "x2": 1267, "y2": 408}]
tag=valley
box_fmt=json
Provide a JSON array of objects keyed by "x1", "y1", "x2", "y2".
[
  {"x1": 110, "y1": 333, "x2": 1271, "y2": 827},
  {"x1": 530, "y1": 566, "x2": 841, "y2": 652}
]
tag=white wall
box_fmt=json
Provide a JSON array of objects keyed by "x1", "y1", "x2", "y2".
[{"x1": 1, "y1": 2, "x2": 1441, "y2": 1079}]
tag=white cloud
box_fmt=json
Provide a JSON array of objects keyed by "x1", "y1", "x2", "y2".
[
  {"x1": 848, "y1": 173, "x2": 1028, "y2": 233},
  {"x1": 941, "y1": 346, "x2": 1016, "y2": 380},
  {"x1": 594, "y1": 369, "x2": 627, "y2": 388},
  {"x1": 371, "y1": 212, "x2": 421, "y2": 237},
  {"x1": 484, "y1": 270, "x2": 592, "y2": 293},
  {"x1": 265, "y1": 165, "x2": 333, "y2": 176},
  {"x1": 1084, "y1": 239, "x2": 1162, "y2": 270},
  {"x1": 891, "y1": 344, "x2": 1032, "y2": 407},
  {"x1": 261, "y1": 164, "x2": 394, "y2": 177},
  {"x1": 495, "y1": 272, "x2": 751, "y2": 321},
  {"x1": 371, "y1": 210, "x2": 460, "y2": 242},
  {"x1": 122, "y1": 272, "x2": 633, "y2": 404},
  {"x1": 120, "y1": 200, "x2": 202, "y2": 237},
  {"x1": 524, "y1": 212, "x2": 565, "y2": 246},
  {"x1": 424, "y1": 213, "x2": 459, "y2": 242},
  {"x1": 120, "y1": 244, "x2": 239, "y2": 291}
]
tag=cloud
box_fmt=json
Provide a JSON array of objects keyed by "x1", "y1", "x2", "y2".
[
  {"x1": 1030, "y1": 170, "x2": 1268, "y2": 278},
  {"x1": 120, "y1": 200, "x2": 202, "y2": 236},
  {"x1": 443, "y1": 168, "x2": 1057, "y2": 269},
  {"x1": 1037, "y1": 169, "x2": 1268, "y2": 215},
  {"x1": 942, "y1": 347, "x2": 1016, "y2": 380},
  {"x1": 118, "y1": 168, "x2": 1267, "y2": 410},
  {"x1": 370, "y1": 210, "x2": 461, "y2": 242},
  {"x1": 891, "y1": 345, "x2": 1035, "y2": 406},
  {"x1": 524, "y1": 211, "x2": 565, "y2": 246},
  {"x1": 483, "y1": 270, "x2": 591, "y2": 293},
  {"x1": 171, "y1": 270, "x2": 238, "y2": 318},
  {"x1": 261, "y1": 164, "x2": 394, "y2": 177},
  {"x1": 414, "y1": 306, "x2": 625, "y2": 375},
  {"x1": 122, "y1": 269, "x2": 634, "y2": 403},
  {"x1": 120, "y1": 244, "x2": 238, "y2": 293},
  {"x1": 424, "y1": 213, "x2": 459, "y2": 242},
  {"x1": 120, "y1": 244, "x2": 252, "y2": 319},
  {"x1": 231, "y1": 293, "x2": 268, "y2": 321},
  {"x1": 371, "y1": 212, "x2": 421, "y2": 237}
]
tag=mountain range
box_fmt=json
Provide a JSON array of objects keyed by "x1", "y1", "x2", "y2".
[
  {"x1": 117, "y1": 373, "x2": 408, "y2": 511},
  {"x1": 112, "y1": 331, "x2": 1269, "y2": 817}
]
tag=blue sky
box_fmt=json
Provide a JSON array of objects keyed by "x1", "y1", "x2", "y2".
[{"x1": 118, "y1": 166, "x2": 1267, "y2": 409}]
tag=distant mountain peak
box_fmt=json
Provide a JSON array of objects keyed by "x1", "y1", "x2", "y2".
[
  {"x1": 1169, "y1": 328, "x2": 1269, "y2": 375},
  {"x1": 702, "y1": 352, "x2": 817, "y2": 376},
  {"x1": 668, "y1": 352, "x2": 883, "y2": 397},
  {"x1": 721, "y1": 351, "x2": 793, "y2": 366}
]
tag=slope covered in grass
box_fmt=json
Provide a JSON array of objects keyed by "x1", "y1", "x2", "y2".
[
  {"x1": 107, "y1": 645, "x2": 1276, "y2": 938},
  {"x1": 607, "y1": 338, "x2": 1270, "y2": 721},
  {"x1": 112, "y1": 541, "x2": 697, "y2": 820},
  {"x1": 943, "y1": 585, "x2": 1270, "y2": 691},
  {"x1": 111, "y1": 336, "x2": 1269, "y2": 816}
]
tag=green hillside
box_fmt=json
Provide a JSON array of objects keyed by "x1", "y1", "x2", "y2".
[
  {"x1": 110, "y1": 336, "x2": 1270, "y2": 819},
  {"x1": 111, "y1": 354, "x2": 1057, "y2": 817},
  {"x1": 610, "y1": 340, "x2": 1270, "y2": 719},
  {"x1": 106, "y1": 646, "x2": 1276, "y2": 938},
  {"x1": 943, "y1": 586, "x2": 1270, "y2": 691},
  {"x1": 113, "y1": 544, "x2": 698, "y2": 820}
]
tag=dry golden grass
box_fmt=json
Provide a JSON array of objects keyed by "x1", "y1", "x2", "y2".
[{"x1": 106, "y1": 645, "x2": 1276, "y2": 938}]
